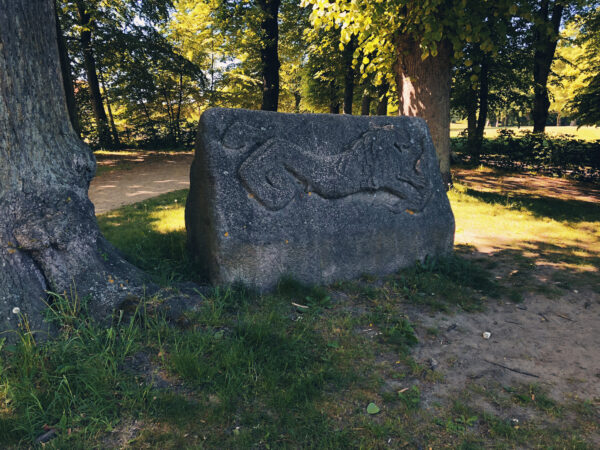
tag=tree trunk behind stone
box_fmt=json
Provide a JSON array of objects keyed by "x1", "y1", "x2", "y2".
[
  {"x1": 342, "y1": 37, "x2": 356, "y2": 114},
  {"x1": 329, "y1": 80, "x2": 340, "y2": 114},
  {"x1": 258, "y1": 0, "x2": 281, "y2": 111},
  {"x1": 0, "y1": 0, "x2": 147, "y2": 337},
  {"x1": 376, "y1": 81, "x2": 389, "y2": 116},
  {"x1": 394, "y1": 36, "x2": 452, "y2": 187},
  {"x1": 360, "y1": 91, "x2": 371, "y2": 115}
]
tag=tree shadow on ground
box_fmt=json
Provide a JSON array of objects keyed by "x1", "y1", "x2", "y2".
[
  {"x1": 457, "y1": 239, "x2": 600, "y2": 295},
  {"x1": 463, "y1": 187, "x2": 600, "y2": 223}
]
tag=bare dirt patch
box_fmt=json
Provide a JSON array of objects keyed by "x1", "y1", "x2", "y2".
[
  {"x1": 90, "y1": 151, "x2": 193, "y2": 214},
  {"x1": 397, "y1": 168, "x2": 600, "y2": 441}
]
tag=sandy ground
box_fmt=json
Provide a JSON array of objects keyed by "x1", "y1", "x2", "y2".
[
  {"x1": 90, "y1": 152, "x2": 193, "y2": 214},
  {"x1": 89, "y1": 155, "x2": 600, "y2": 429}
]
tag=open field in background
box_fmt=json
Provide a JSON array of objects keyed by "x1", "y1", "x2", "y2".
[
  {"x1": 1, "y1": 166, "x2": 598, "y2": 448},
  {"x1": 450, "y1": 123, "x2": 600, "y2": 140}
]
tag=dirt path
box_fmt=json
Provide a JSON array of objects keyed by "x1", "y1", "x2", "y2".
[{"x1": 90, "y1": 151, "x2": 193, "y2": 214}]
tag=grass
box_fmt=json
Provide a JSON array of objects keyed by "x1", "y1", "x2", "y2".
[
  {"x1": 450, "y1": 123, "x2": 600, "y2": 141},
  {"x1": 1, "y1": 171, "x2": 599, "y2": 447}
]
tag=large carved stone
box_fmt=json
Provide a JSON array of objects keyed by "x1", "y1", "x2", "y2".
[{"x1": 186, "y1": 108, "x2": 454, "y2": 289}]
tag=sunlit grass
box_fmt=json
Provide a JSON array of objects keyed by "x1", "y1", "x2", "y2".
[
  {"x1": 148, "y1": 203, "x2": 185, "y2": 234},
  {"x1": 450, "y1": 123, "x2": 600, "y2": 140}
]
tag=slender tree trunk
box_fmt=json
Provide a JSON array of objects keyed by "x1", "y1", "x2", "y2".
[
  {"x1": 176, "y1": 72, "x2": 184, "y2": 144},
  {"x1": 376, "y1": 81, "x2": 389, "y2": 116},
  {"x1": 294, "y1": 92, "x2": 301, "y2": 113},
  {"x1": 75, "y1": 0, "x2": 112, "y2": 147},
  {"x1": 329, "y1": 80, "x2": 340, "y2": 114},
  {"x1": 161, "y1": 88, "x2": 176, "y2": 143},
  {"x1": 257, "y1": 0, "x2": 281, "y2": 111},
  {"x1": 342, "y1": 37, "x2": 356, "y2": 114},
  {"x1": 474, "y1": 58, "x2": 489, "y2": 155},
  {"x1": 98, "y1": 67, "x2": 120, "y2": 147},
  {"x1": 532, "y1": 0, "x2": 564, "y2": 133},
  {"x1": 466, "y1": 95, "x2": 477, "y2": 161},
  {"x1": 54, "y1": 0, "x2": 79, "y2": 137},
  {"x1": 141, "y1": 101, "x2": 157, "y2": 142},
  {"x1": 394, "y1": 35, "x2": 452, "y2": 186},
  {"x1": 361, "y1": 91, "x2": 372, "y2": 115},
  {"x1": 0, "y1": 0, "x2": 148, "y2": 337}
]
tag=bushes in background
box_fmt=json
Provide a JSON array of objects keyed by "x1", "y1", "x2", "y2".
[{"x1": 452, "y1": 130, "x2": 600, "y2": 181}]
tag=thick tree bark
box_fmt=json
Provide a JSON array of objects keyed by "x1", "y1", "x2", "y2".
[
  {"x1": 0, "y1": 0, "x2": 148, "y2": 337},
  {"x1": 532, "y1": 0, "x2": 564, "y2": 133},
  {"x1": 376, "y1": 81, "x2": 389, "y2": 116},
  {"x1": 257, "y1": 0, "x2": 281, "y2": 111},
  {"x1": 394, "y1": 35, "x2": 452, "y2": 187},
  {"x1": 75, "y1": 0, "x2": 112, "y2": 147},
  {"x1": 360, "y1": 91, "x2": 372, "y2": 115},
  {"x1": 342, "y1": 37, "x2": 357, "y2": 114},
  {"x1": 54, "y1": 1, "x2": 80, "y2": 137}
]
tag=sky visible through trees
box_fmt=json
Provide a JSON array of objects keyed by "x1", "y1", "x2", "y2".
[{"x1": 56, "y1": 0, "x2": 600, "y2": 153}]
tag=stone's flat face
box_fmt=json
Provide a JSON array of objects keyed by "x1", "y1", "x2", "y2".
[{"x1": 186, "y1": 108, "x2": 455, "y2": 289}]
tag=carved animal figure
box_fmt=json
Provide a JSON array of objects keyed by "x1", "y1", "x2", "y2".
[{"x1": 238, "y1": 125, "x2": 432, "y2": 213}]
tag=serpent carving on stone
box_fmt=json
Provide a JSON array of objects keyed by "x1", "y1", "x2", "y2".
[{"x1": 233, "y1": 124, "x2": 432, "y2": 213}]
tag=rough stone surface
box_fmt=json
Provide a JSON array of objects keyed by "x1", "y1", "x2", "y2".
[{"x1": 186, "y1": 108, "x2": 455, "y2": 289}]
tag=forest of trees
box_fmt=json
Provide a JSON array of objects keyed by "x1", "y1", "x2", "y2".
[{"x1": 56, "y1": 0, "x2": 600, "y2": 156}]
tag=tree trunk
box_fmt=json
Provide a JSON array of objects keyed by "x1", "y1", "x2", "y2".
[
  {"x1": 176, "y1": 71, "x2": 184, "y2": 144},
  {"x1": 258, "y1": 0, "x2": 281, "y2": 111},
  {"x1": 532, "y1": 0, "x2": 564, "y2": 133},
  {"x1": 360, "y1": 91, "x2": 371, "y2": 115},
  {"x1": 376, "y1": 81, "x2": 389, "y2": 116},
  {"x1": 75, "y1": 0, "x2": 112, "y2": 148},
  {"x1": 342, "y1": 37, "x2": 356, "y2": 114},
  {"x1": 98, "y1": 66, "x2": 120, "y2": 147},
  {"x1": 54, "y1": 0, "x2": 79, "y2": 137},
  {"x1": 329, "y1": 80, "x2": 340, "y2": 114},
  {"x1": 474, "y1": 57, "x2": 489, "y2": 157},
  {"x1": 0, "y1": 0, "x2": 148, "y2": 337},
  {"x1": 466, "y1": 95, "x2": 477, "y2": 161},
  {"x1": 394, "y1": 35, "x2": 452, "y2": 187},
  {"x1": 294, "y1": 92, "x2": 301, "y2": 113}
]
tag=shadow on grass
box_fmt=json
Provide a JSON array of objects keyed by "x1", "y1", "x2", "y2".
[
  {"x1": 97, "y1": 189, "x2": 203, "y2": 285},
  {"x1": 464, "y1": 187, "x2": 600, "y2": 223}
]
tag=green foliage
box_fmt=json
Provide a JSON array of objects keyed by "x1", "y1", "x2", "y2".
[
  {"x1": 569, "y1": 7, "x2": 600, "y2": 125},
  {"x1": 452, "y1": 129, "x2": 600, "y2": 181}
]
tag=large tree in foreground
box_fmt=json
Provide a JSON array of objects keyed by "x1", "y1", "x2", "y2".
[{"x1": 0, "y1": 0, "x2": 148, "y2": 336}]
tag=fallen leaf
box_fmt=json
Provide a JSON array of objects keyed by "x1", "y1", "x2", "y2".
[{"x1": 367, "y1": 403, "x2": 380, "y2": 414}]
